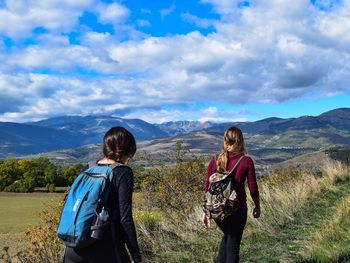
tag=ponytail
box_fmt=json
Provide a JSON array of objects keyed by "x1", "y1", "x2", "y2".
[{"x1": 217, "y1": 147, "x2": 229, "y2": 173}]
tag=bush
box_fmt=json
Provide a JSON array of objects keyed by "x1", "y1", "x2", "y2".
[
  {"x1": 4, "y1": 177, "x2": 36, "y2": 192},
  {"x1": 47, "y1": 183, "x2": 56, "y2": 193},
  {"x1": 0, "y1": 158, "x2": 84, "y2": 192},
  {"x1": 16, "y1": 196, "x2": 64, "y2": 262},
  {"x1": 141, "y1": 141, "x2": 206, "y2": 219}
]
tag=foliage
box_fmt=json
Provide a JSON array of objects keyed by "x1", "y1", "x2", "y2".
[
  {"x1": 16, "y1": 196, "x2": 64, "y2": 262},
  {"x1": 0, "y1": 157, "x2": 84, "y2": 192},
  {"x1": 47, "y1": 183, "x2": 56, "y2": 193},
  {"x1": 141, "y1": 141, "x2": 206, "y2": 219},
  {"x1": 6, "y1": 148, "x2": 350, "y2": 262}
]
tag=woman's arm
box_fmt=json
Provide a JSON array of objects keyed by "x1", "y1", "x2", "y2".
[
  {"x1": 117, "y1": 169, "x2": 142, "y2": 262},
  {"x1": 246, "y1": 157, "x2": 261, "y2": 218}
]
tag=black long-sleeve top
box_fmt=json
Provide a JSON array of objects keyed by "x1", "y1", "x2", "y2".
[
  {"x1": 109, "y1": 165, "x2": 141, "y2": 262},
  {"x1": 64, "y1": 164, "x2": 141, "y2": 263}
]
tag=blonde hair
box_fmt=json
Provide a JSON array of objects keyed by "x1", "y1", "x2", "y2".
[{"x1": 217, "y1": 127, "x2": 246, "y2": 172}]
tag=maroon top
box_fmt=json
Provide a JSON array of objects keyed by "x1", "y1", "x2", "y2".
[{"x1": 205, "y1": 152, "x2": 259, "y2": 211}]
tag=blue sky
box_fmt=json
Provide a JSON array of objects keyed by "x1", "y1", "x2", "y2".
[{"x1": 0, "y1": 0, "x2": 349, "y2": 123}]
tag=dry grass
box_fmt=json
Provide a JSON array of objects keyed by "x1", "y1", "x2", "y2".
[
  {"x1": 4, "y1": 156, "x2": 350, "y2": 262},
  {"x1": 302, "y1": 194, "x2": 350, "y2": 262},
  {"x1": 135, "y1": 158, "x2": 350, "y2": 262},
  {"x1": 247, "y1": 159, "x2": 350, "y2": 235}
]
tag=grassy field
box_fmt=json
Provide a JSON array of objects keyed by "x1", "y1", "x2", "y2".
[
  {"x1": 0, "y1": 192, "x2": 64, "y2": 256},
  {"x1": 2, "y1": 163, "x2": 350, "y2": 262},
  {"x1": 0, "y1": 191, "x2": 145, "y2": 258}
]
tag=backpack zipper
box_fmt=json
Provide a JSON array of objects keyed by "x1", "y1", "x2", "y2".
[{"x1": 74, "y1": 191, "x2": 90, "y2": 225}]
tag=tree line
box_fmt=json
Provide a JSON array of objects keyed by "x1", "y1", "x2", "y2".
[{"x1": 0, "y1": 157, "x2": 84, "y2": 192}]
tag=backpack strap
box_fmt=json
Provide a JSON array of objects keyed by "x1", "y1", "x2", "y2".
[
  {"x1": 109, "y1": 162, "x2": 127, "y2": 170},
  {"x1": 88, "y1": 160, "x2": 129, "y2": 170},
  {"x1": 213, "y1": 154, "x2": 245, "y2": 174},
  {"x1": 227, "y1": 155, "x2": 245, "y2": 175},
  {"x1": 88, "y1": 160, "x2": 97, "y2": 168}
]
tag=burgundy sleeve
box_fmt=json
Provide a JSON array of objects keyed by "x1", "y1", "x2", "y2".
[
  {"x1": 205, "y1": 156, "x2": 217, "y2": 192},
  {"x1": 246, "y1": 157, "x2": 259, "y2": 199}
]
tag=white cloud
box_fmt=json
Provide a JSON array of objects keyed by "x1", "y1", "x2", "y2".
[
  {"x1": 160, "y1": 4, "x2": 176, "y2": 20},
  {"x1": 136, "y1": 19, "x2": 151, "y2": 27},
  {"x1": 0, "y1": 0, "x2": 96, "y2": 38},
  {"x1": 97, "y1": 2, "x2": 130, "y2": 25},
  {"x1": 181, "y1": 12, "x2": 216, "y2": 28},
  {"x1": 123, "y1": 106, "x2": 252, "y2": 124},
  {"x1": 1, "y1": 0, "x2": 350, "y2": 122}
]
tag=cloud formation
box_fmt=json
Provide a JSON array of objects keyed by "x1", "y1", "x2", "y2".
[{"x1": 0, "y1": 0, "x2": 349, "y2": 123}]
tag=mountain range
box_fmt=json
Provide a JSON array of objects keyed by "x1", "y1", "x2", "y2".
[{"x1": 1, "y1": 108, "x2": 350, "y2": 167}]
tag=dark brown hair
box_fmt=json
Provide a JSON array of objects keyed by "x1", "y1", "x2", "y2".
[
  {"x1": 217, "y1": 126, "x2": 246, "y2": 172},
  {"x1": 103, "y1": 126, "x2": 136, "y2": 163}
]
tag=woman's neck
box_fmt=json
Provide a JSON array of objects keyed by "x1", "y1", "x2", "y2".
[
  {"x1": 98, "y1": 157, "x2": 117, "y2": 164},
  {"x1": 98, "y1": 156, "x2": 128, "y2": 164}
]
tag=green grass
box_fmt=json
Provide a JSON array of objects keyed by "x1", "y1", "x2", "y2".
[
  {"x1": 2, "y1": 168, "x2": 350, "y2": 262},
  {"x1": 240, "y1": 175, "x2": 350, "y2": 263},
  {"x1": 0, "y1": 192, "x2": 63, "y2": 234},
  {"x1": 0, "y1": 192, "x2": 64, "y2": 257}
]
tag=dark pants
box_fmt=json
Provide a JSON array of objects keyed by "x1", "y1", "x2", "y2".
[
  {"x1": 215, "y1": 209, "x2": 247, "y2": 263},
  {"x1": 63, "y1": 230, "x2": 130, "y2": 263}
]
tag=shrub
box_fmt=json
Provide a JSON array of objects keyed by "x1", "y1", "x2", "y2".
[
  {"x1": 141, "y1": 142, "x2": 206, "y2": 219},
  {"x1": 16, "y1": 196, "x2": 64, "y2": 262},
  {"x1": 47, "y1": 183, "x2": 56, "y2": 193}
]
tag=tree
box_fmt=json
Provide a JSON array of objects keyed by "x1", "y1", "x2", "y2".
[{"x1": 0, "y1": 158, "x2": 20, "y2": 191}]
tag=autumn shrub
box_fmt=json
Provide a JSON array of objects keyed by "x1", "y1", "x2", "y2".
[
  {"x1": 15, "y1": 196, "x2": 64, "y2": 262},
  {"x1": 141, "y1": 141, "x2": 207, "y2": 220}
]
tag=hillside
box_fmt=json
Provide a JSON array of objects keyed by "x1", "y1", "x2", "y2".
[
  {"x1": 205, "y1": 108, "x2": 350, "y2": 135},
  {"x1": 1, "y1": 107, "x2": 350, "y2": 159},
  {"x1": 155, "y1": 121, "x2": 214, "y2": 136},
  {"x1": 31, "y1": 115, "x2": 167, "y2": 142},
  {"x1": 0, "y1": 116, "x2": 167, "y2": 156},
  {"x1": 0, "y1": 122, "x2": 81, "y2": 157}
]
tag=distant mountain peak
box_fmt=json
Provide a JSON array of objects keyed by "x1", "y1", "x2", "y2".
[{"x1": 319, "y1": 107, "x2": 350, "y2": 117}]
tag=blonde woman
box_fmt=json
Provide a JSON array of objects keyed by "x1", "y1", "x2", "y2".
[{"x1": 203, "y1": 126, "x2": 260, "y2": 263}]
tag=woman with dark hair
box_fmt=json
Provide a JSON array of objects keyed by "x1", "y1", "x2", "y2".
[
  {"x1": 203, "y1": 127, "x2": 260, "y2": 263},
  {"x1": 64, "y1": 126, "x2": 142, "y2": 263}
]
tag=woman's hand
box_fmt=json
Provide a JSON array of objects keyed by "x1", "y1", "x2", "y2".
[
  {"x1": 202, "y1": 212, "x2": 211, "y2": 228},
  {"x1": 252, "y1": 206, "x2": 261, "y2": 218}
]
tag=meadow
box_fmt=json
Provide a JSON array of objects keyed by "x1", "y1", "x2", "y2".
[
  {"x1": 1, "y1": 152, "x2": 350, "y2": 262},
  {"x1": 0, "y1": 192, "x2": 63, "y2": 259}
]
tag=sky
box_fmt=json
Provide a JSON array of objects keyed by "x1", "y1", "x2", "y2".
[{"x1": 0, "y1": 0, "x2": 349, "y2": 123}]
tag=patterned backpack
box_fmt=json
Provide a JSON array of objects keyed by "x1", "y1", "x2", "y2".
[{"x1": 204, "y1": 155, "x2": 245, "y2": 220}]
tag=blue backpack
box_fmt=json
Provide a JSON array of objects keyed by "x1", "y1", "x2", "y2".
[{"x1": 57, "y1": 162, "x2": 123, "y2": 248}]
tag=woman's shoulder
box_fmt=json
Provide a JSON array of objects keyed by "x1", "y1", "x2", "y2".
[
  {"x1": 113, "y1": 164, "x2": 133, "y2": 175},
  {"x1": 112, "y1": 165, "x2": 133, "y2": 186},
  {"x1": 228, "y1": 153, "x2": 254, "y2": 165},
  {"x1": 242, "y1": 154, "x2": 254, "y2": 165}
]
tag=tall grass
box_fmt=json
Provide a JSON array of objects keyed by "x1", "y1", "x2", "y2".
[
  {"x1": 301, "y1": 193, "x2": 350, "y2": 262},
  {"x1": 10, "y1": 156, "x2": 350, "y2": 262},
  {"x1": 247, "y1": 160, "x2": 350, "y2": 235}
]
